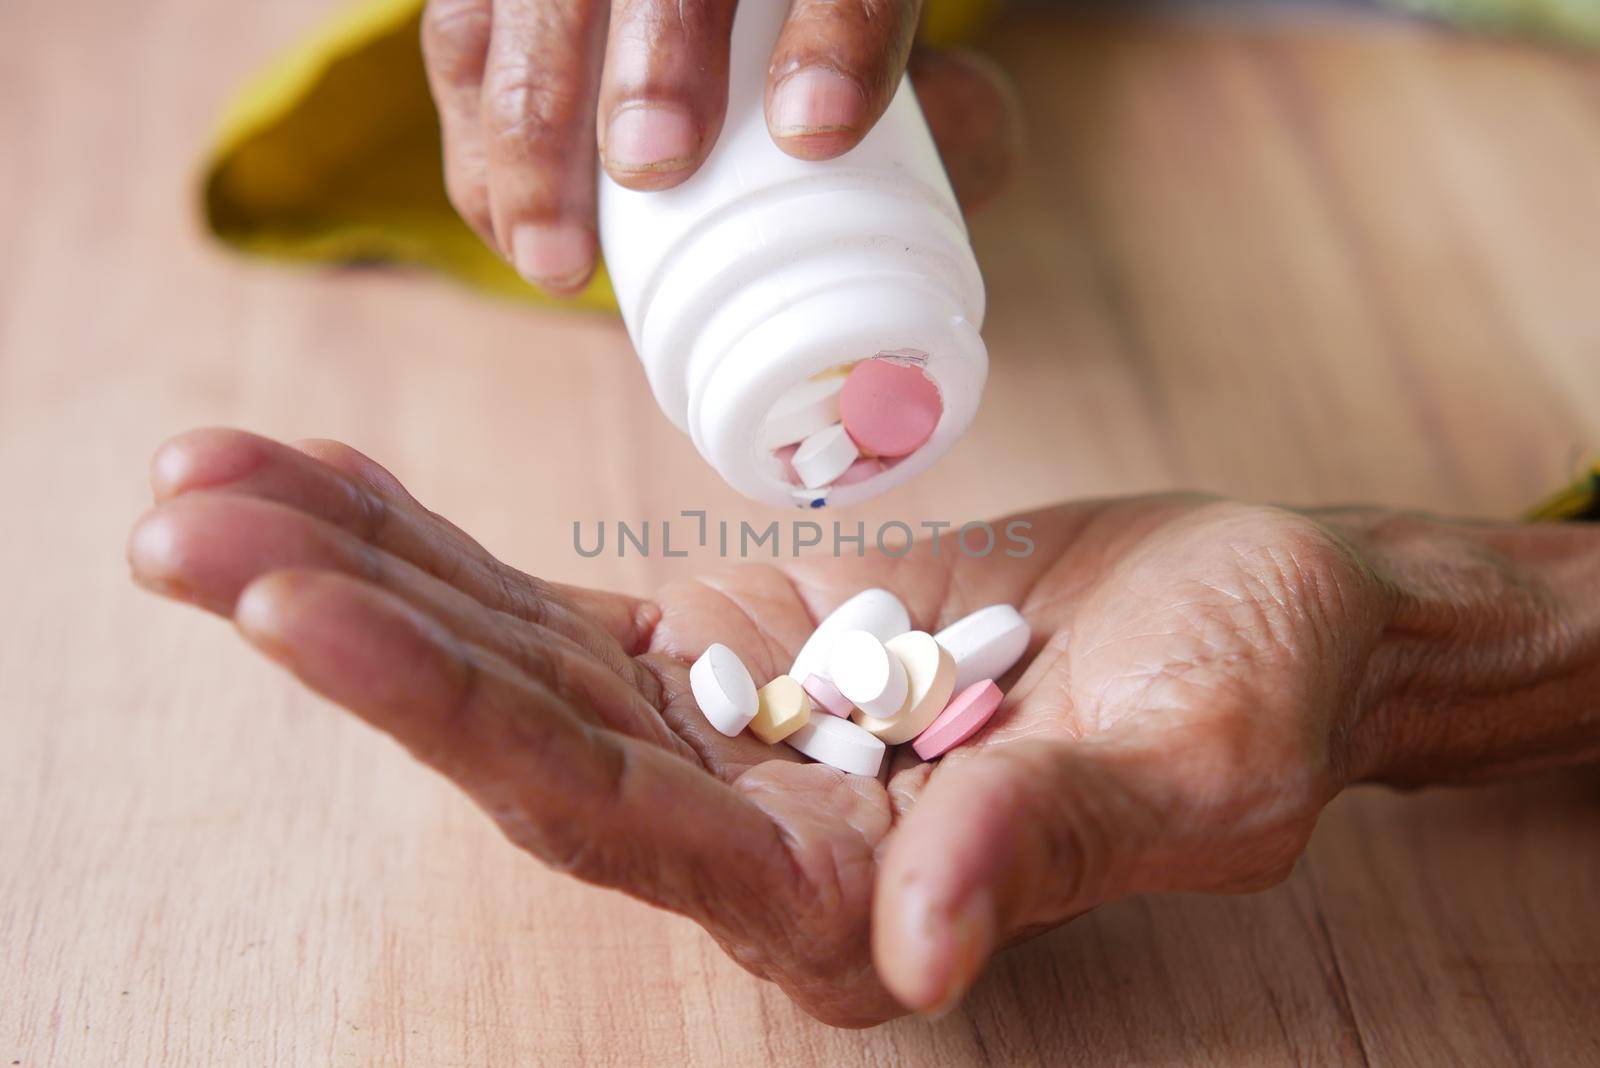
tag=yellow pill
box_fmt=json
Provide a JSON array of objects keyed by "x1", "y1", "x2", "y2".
[
  {"x1": 854, "y1": 631, "x2": 956, "y2": 745},
  {"x1": 750, "y1": 675, "x2": 813, "y2": 745}
]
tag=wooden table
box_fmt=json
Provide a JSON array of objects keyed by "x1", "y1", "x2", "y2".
[{"x1": 4, "y1": 1, "x2": 1598, "y2": 1063}]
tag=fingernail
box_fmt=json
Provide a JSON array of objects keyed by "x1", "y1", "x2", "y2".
[
  {"x1": 510, "y1": 222, "x2": 594, "y2": 292},
  {"x1": 924, "y1": 889, "x2": 995, "y2": 1020},
  {"x1": 770, "y1": 68, "x2": 864, "y2": 136},
  {"x1": 604, "y1": 104, "x2": 698, "y2": 174}
]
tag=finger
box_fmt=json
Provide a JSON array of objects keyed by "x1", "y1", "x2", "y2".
[
  {"x1": 907, "y1": 48, "x2": 1020, "y2": 215},
  {"x1": 235, "y1": 569, "x2": 796, "y2": 928},
  {"x1": 482, "y1": 0, "x2": 607, "y2": 292},
  {"x1": 421, "y1": 0, "x2": 496, "y2": 242},
  {"x1": 127, "y1": 494, "x2": 683, "y2": 752},
  {"x1": 595, "y1": 0, "x2": 735, "y2": 189},
  {"x1": 292, "y1": 437, "x2": 659, "y2": 651},
  {"x1": 148, "y1": 429, "x2": 657, "y2": 658},
  {"x1": 872, "y1": 738, "x2": 1179, "y2": 1014},
  {"x1": 765, "y1": 0, "x2": 921, "y2": 161}
]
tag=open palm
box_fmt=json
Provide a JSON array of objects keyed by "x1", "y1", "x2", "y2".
[{"x1": 130, "y1": 430, "x2": 1388, "y2": 1025}]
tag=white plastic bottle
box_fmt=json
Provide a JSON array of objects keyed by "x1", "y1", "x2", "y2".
[{"x1": 597, "y1": 0, "x2": 987, "y2": 509}]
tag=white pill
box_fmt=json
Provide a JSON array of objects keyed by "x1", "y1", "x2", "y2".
[
  {"x1": 788, "y1": 588, "x2": 911, "y2": 684},
  {"x1": 762, "y1": 377, "x2": 846, "y2": 450},
  {"x1": 791, "y1": 424, "x2": 860, "y2": 489},
  {"x1": 689, "y1": 643, "x2": 758, "y2": 737},
  {"x1": 786, "y1": 714, "x2": 886, "y2": 777},
  {"x1": 855, "y1": 631, "x2": 956, "y2": 745},
  {"x1": 935, "y1": 604, "x2": 1032, "y2": 691},
  {"x1": 828, "y1": 630, "x2": 909, "y2": 720}
]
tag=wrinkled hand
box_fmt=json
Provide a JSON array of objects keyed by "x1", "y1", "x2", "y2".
[
  {"x1": 421, "y1": 0, "x2": 1017, "y2": 292},
  {"x1": 127, "y1": 430, "x2": 1598, "y2": 1025}
]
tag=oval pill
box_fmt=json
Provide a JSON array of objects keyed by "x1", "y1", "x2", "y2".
[
  {"x1": 855, "y1": 631, "x2": 956, "y2": 745},
  {"x1": 788, "y1": 588, "x2": 911, "y2": 684},
  {"x1": 913, "y1": 679, "x2": 1004, "y2": 760},
  {"x1": 786, "y1": 715, "x2": 887, "y2": 777},
  {"x1": 802, "y1": 673, "x2": 855, "y2": 718},
  {"x1": 839, "y1": 358, "x2": 943, "y2": 458},
  {"x1": 828, "y1": 630, "x2": 909, "y2": 720},
  {"x1": 762, "y1": 376, "x2": 845, "y2": 450},
  {"x1": 749, "y1": 675, "x2": 813, "y2": 745},
  {"x1": 935, "y1": 604, "x2": 1032, "y2": 692},
  {"x1": 689, "y1": 643, "x2": 759, "y2": 737},
  {"x1": 792, "y1": 423, "x2": 860, "y2": 488}
]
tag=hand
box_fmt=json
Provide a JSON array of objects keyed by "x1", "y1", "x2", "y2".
[
  {"x1": 127, "y1": 430, "x2": 1600, "y2": 1025},
  {"x1": 420, "y1": 0, "x2": 1017, "y2": 292}
]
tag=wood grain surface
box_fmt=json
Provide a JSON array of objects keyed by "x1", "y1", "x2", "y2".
[{"x1": 3, "y1": 1, "x2": 1598, "y2": 1064}]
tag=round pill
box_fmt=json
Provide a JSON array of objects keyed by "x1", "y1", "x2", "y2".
[
  {"x1": 802, "y1": 673, "x2": 855, "y2": 718},
  {"x1": 832, "y1": 456, "x2": 885, "y2": 486},
  {"x1": 792, "y1": 423, "x2": 860, "y2": 488},
  {"x1": 749, "y1": 675, "x2": 813, "y2": 745},
  {"x1": 854, "y1": 631, "x2": 956, "y2": 745},
  {"x1": 913, "y1": 679, "x2": 1004, "y2": 760},
  {"x1": 838, "y1": 358, "x2": 943, "y2": 458},
  {"x1": 689, "y1": 643, "x2": 758, "y2": 737},
  {"x1": 935, "y1": 604, "x2": 1032, "y2": 692},
  {"x1": 828, "y1": 630, "x2": 909, "y2": 720},
  {"x1": 788, "y1": 589, "x2": 911, "y2": 685},
  {"x1": 762, "y1": 376, "x2": 845, "y2": 450},
  {"x1": 786, "y1": 715, "x2": 887, "y2": 777}
]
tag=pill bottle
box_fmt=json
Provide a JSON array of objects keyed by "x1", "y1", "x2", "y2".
[{"x1": 597, "y1": 0, "x2": 988, "y2": 509}]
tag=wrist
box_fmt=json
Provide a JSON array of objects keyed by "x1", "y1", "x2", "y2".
[{"x1": 1321, "y1": 509, "x2": 1600, "y2": 787}]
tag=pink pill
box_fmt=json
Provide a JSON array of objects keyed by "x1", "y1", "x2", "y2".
[
  {"x1": 803, "y1": 673, "x2": 855, "y2": 718},
  {"x1": 774, "y1": 443, "x2": 801, "y2": 485},
  {"x1": 832, "y1": 456, "x2": 885, "y2": 486},
  {"x1": 912, "y1": 679, "x2": 1003, "y2": 760},
  {"x1": 839, "y1": 359, "x2": 942, "y2": 458}
]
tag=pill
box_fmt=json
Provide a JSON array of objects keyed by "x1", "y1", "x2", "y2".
[
  {"x1": 749, "y1": 675, "x2": 812, "y2": 745},
  {"x1": 854, "y1": 631, "x2": 956, "y2": 745},
  {"x1": 792, "y1": 423, "x2": 860, "y2": 488},
  {"x1": 828, "y1": 630, "x2": 909, "y2": 720},
  {"x1": 832, "y1": 456, "x2": 885, "y2": 486},
  {"x1": 786, "y1": 715, "x2": 887, "y2": 777},
  {"x1": 802, "y1": 673, "x2": 854, "y2": 718},
  {"x1": 912, "y1": 679, "x2": 1004, "y2": 760},
  {"x1": 839, "y1": 358, "x2": 943, "y2": 458},
  {"x1": 689, "y1": 643, "x2": 759, "y2": 737},
  {"x1": 774, "y1": 443, "x2": 801, "y2": 485},
  {"x1": 788, "y1": 588, "x2": 911, "y2": 684},
  {"x1": 935, "y1": 604, "x2": 1032, "y2": 692},
  {"x1": 792, "y1": 488, "x2": 828, "y2": 509},
  {"x1": 762, "y1": 376, "x2": 846, "y2": 450}
]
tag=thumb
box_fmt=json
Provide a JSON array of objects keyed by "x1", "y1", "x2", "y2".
[{"x1": 872, "y1": 737, "x2": 1177, "y2": 1014}]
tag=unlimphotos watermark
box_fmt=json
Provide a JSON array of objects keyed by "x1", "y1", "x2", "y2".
[{"x1": 573, "y1": 512, "x2": 1034, "y2": 560}]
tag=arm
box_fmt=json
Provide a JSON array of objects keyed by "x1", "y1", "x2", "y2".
[{"x1": 1328, "y1": 510, "x2": 1600, "y2": 786}]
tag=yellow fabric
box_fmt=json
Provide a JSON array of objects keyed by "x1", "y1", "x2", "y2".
[
  {"x1": 1526, "y1": 463, "x2": 1600, "y2": 523},
  {"x1": 201, "y1": 0, "x2": 1001, "y2": 311}
]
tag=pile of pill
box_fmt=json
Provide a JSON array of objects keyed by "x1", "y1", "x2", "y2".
[
  {"x1": 763, "y1": 356, "x2": 944, "y2": 504},
  {"x1": 689, "y1": 590, "x2": 1029, "y2": 777}
]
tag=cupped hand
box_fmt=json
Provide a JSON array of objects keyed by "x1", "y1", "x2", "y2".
[
  {"x1": 421, "y1": 0, "x2": 1018, "y2": 292},
  {"x1": 128, "y1": 429, "x2": 1399, "y2": 1025}
]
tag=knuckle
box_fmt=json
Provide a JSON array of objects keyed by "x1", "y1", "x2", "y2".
[
  {"x1": 422, "y1": 0, "x2": 491, "y2": 64},
  {"x1": 422, "y1": 0, "x2": 491, "y2": 85},
  {"x1": 483, "y1": 65, "x2": 586, "y2": 149}
]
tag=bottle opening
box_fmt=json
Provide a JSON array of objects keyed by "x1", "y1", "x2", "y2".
[{"x1": 759, "y1": 352, "x2": 944, "y2": 507}]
